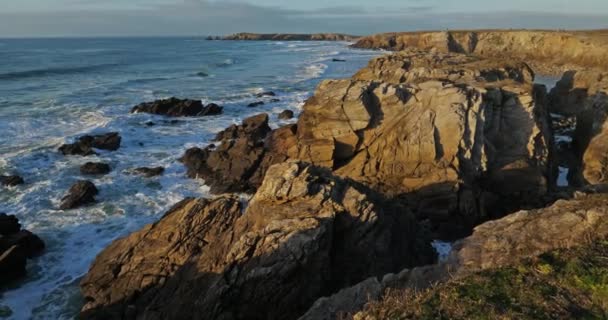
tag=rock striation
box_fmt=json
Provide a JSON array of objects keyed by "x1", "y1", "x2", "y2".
[
  {"x1": 0, "y1": 213, "x2": 45, "y2": 286},
  {"x1": 131, "y1": 97, "x2": 223, "y2": 117},
  {"x1": 222, "y1": 33, "x2": 359, "y2": 41},
  {"x1": 352, "y1": 30, "x2": 608, "y2": 75},
  {"x1": 80, "y1": 161, "x2": 433, "y2": 320}
]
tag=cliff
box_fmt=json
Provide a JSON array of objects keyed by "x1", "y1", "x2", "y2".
[
  {"x1": 352, "y1": 30, "x2": 608, "y2": 75},
  {"x1": 220, "y1": 33, "x2": 359, "y2": 41}
]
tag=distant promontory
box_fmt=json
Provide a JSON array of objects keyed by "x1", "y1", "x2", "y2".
[{"x1": 209, "y1": 32, "x2": 359, "y2": 41}]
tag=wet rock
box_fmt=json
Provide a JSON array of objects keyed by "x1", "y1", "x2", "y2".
[
  {"x1": 332, "y1": 58, "x2": 346, "y2": 62},
  {"x1": 0, "y1": 175, "x2": 24, "y2": 187},
  {"x1": 0, "y1": 213, "x2": 21, "y2": 235},
  {"x1": 256, "y1": 91, "x2": 276, "y2": 97},
  {"x1": 131, "y1": 97, "x2": 223, "y2": 117},
  {"x1": 60, "y1": 181, "x2": 99, "y2": 210},
  {"x1": 80, "y1": 161, "x2": 432, "y2": 319},
  {"x1": 133, "y1": 167, "x2": 164, "y2": 177},
  {"x1": 80, "y1": 162, "x2": 111, "y2": 175},
  {"x1": 59, "y1": 132, "x2": 122, "y2": 156},
  {"x1": 278, "y1": 109, "x2": 294, "y2": 120},
  {"x1": 0, "y1": 214, "x2": 45, "y2": 287},
  {"x1": 182, "y1": 114, "x2": 272, "y2": 194},
  {"x1": 270, "y1": 98, "x2": 281, "y2": 103},
  {"x1": 247, "y1": 101, "x2": 264, "y2": 108}
]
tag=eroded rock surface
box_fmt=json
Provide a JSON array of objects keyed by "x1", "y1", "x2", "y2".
[
  {"x1": 80, "y1": 161, "x2": 432, "y2": 320},
  {"x1": 131, "y1": 97, "x2": 223, "y2": 117}
]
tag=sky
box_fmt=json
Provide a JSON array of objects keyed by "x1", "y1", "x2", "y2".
[{"x1": 1, "y1": 0, "x2": 607, "y2": 37}]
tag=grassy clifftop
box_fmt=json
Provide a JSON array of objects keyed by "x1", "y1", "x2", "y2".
[{"x1": 358, "y1": 240, "x2": 608, "y2": 320}]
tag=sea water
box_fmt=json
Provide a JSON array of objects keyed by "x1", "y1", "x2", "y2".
[{"x1": 0, "y1": 37, "x2": 380, "y2": 319}]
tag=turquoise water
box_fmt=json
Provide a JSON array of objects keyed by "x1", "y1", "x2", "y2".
[{"x1": 0, "y1": 37, "x2": 380, "y2": 319}]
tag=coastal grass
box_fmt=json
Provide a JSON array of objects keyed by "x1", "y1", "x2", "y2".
[{"x1": 361, "y1": 240, "x2": 608, "y2": 320}]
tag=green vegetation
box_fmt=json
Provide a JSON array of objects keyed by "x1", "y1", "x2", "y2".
[{"x1": 362, "y1": 240, "x2": 608, "y2": 320}]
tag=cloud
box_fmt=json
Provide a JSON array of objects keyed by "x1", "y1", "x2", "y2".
[{"x1": 0, "y1": 1, "x2": 606, "y2": 37}]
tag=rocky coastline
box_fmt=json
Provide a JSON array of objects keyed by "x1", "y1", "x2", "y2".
[
  {"x1": 216, "y1": 33, "x2": 359, "y2": 41},
  {"x1": 3, "y1": 30, "x2": 608, "y2": 319}
]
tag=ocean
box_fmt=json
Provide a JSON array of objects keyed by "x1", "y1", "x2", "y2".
[{"x1": 0, "y1": 37, "x2": 380, "y2": 319}]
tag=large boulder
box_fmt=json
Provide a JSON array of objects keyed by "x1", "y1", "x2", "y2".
[
  {"x1": 80, "y1": 161, "x2": 432, "y2": 320},
  {"x1": 131, "y1": 97, "x2": 223, "y2": 117},
  {"x1": 60, "y1": 181, "x2": 99, "y2": 210},
  {"x1": 59, "y1": 132, "x2": 121, "y2": 156},
  {"x1": 0, "y1": 213, "x2": 45, "y2": 286}
]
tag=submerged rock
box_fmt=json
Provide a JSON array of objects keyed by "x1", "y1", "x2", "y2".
[
  {"x1": 0, "y1": 175, "x2": 24, "y2": 187},
  {"x1": 80, "y1": 161, "x2": 433, "y2": 320},
  {"x1": 0, "y1": 213, "x2": 45, "y2": 287},
  {"x1": 278, "y1": 109, "x2": 294, "y2": 120},
  {"x1": 60, "y1": 180, "x2": 99, "y2": 210},
  {"x1": 247, "y1": 101, "x2": 264, "y2": 108},
  {"x1": 80, "y1": 162, "x2": 111, "y2": 175},
  {"x1": 256, "y1": 91, "x2": 276, "y2": 97},
  {"x1": 59, "y1": 132, "x2": 122, "y2": 156},
  {"x1": 131, "y1": 97, "x2": 223, "y2": 117},
  {"x1": 133, "y1": 167, "x2": 164, "y2": 177}
]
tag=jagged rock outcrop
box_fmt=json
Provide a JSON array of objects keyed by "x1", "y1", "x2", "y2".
[
  {"x1": 549, "y1": 70, "x2": 608, "y2": 185},
  {"x1": 352, "y1": 30, "x2": 608, "y2": 74},
  {"x1": 59, "y1": 132, "x2": 122, "y2": 156},
  {"x1": 305, "y1": 192, "x2": 608, "y2": 319},
  {"x1": 80, "y1": 161, "x2": 433, "y2": 320},
  {"x1": 60, "y1": 180, "x2": 99, "y2": 210},
  {"x1": 131, "y1": 97, "x2": 223, "y2": 117},
  {"x1": 222, "y1": 33, "x2": 359, "y2": 41},
  {"x1": 0, "y1": 213, "x2": 45, "y2": 286},
  {"x1": 181, "y1": 50, "x2": 553, "y2": 238},
  {"x1": 181, "y1": 113, "x2": 272, "y2": 193}
]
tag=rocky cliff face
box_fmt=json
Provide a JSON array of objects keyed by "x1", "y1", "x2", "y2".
[
  {"x1": 307, "y1": 192, "x2": 608, "y2": 319},
  {"x1": 80, "y1": 161, "x2": 433, "y2": 320},
  {"x1": 184, "y1": 49, "x2": 553, "y2": 238},
  {"x1": 352, "y1": 30, "x2": 608, "y2": 74},
  {"x1": 549, "y1": 70, "x2": 608, "y2": 186},
  {"x1": 222, "y1": 33, "x2": 359, "y2": 41}
]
